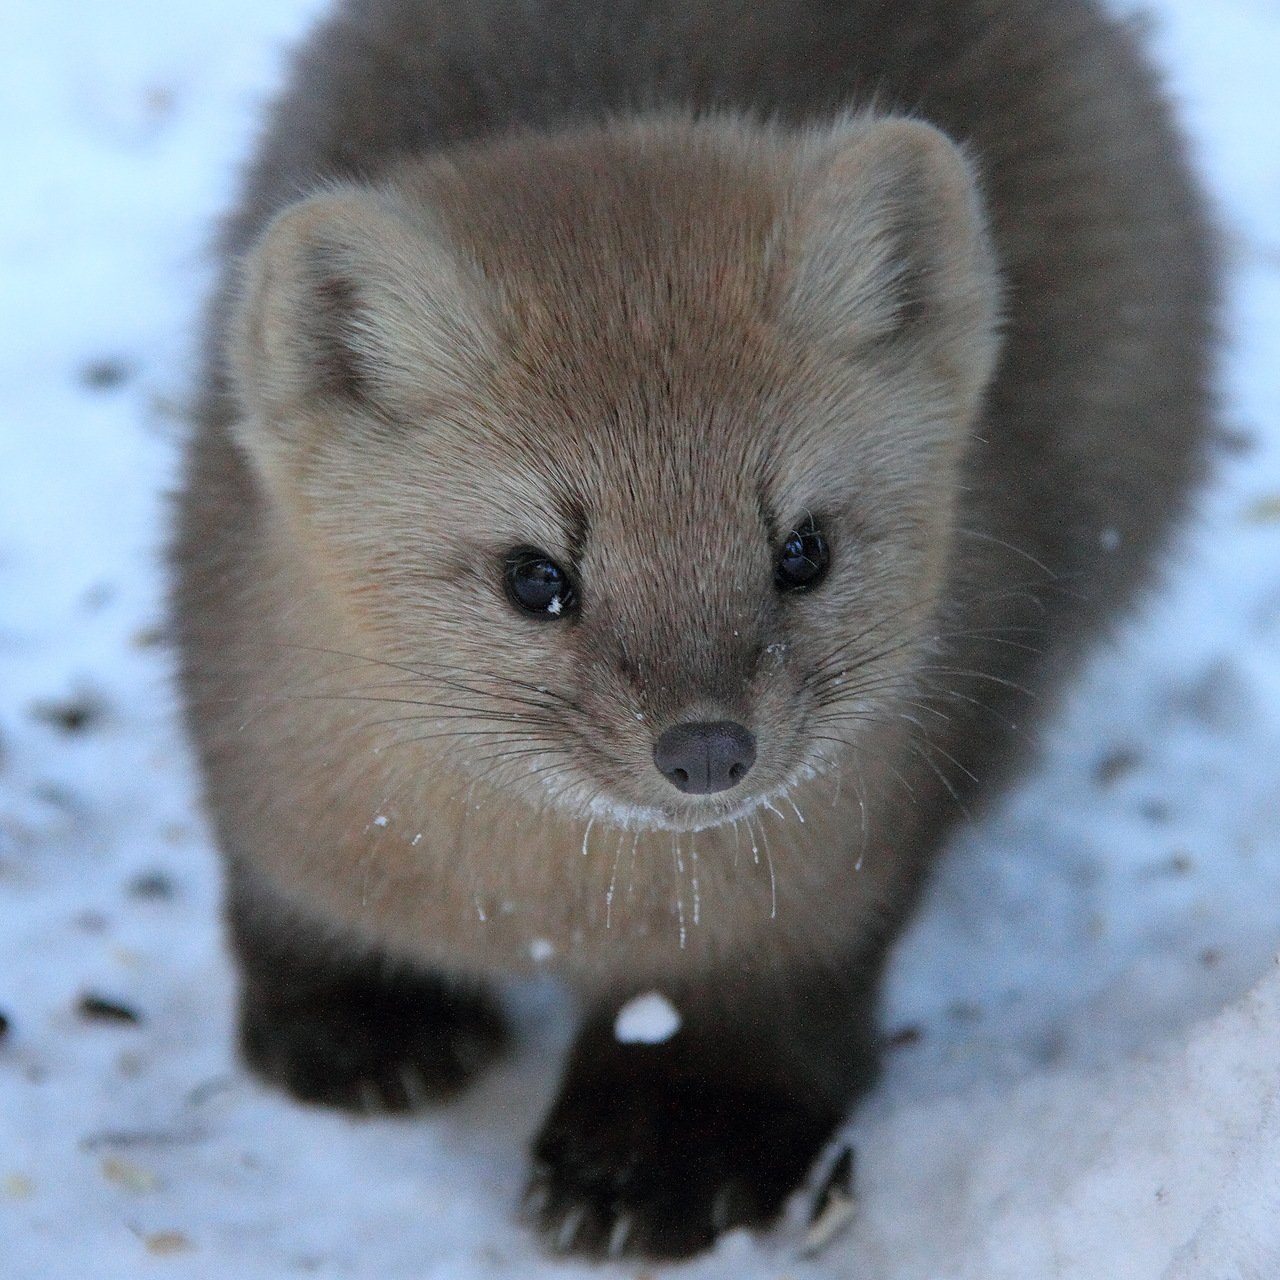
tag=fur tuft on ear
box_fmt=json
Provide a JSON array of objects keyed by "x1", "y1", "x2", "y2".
[
  {"x1": 229, "y1": 188, "x2": 495, "y2": 480},
  {"x1": 784, "y1": 117, "x2": 1001, "y2": 420}
]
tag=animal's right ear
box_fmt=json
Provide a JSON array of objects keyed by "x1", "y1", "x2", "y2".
[{"x1": 229, "y1": 189, "x2": 493, "y2": 480}]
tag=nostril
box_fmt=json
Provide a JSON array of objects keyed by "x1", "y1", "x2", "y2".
[{"x1": 653, "y1": 721, "x2": 756, "y2": 796}]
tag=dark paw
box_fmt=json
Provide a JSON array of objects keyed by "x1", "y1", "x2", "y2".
[
  {"x1": 239, "y1": 965, "x2": 507, "y2": 1114},
  {"x1": 524, "y1": 1070, "x2": 836, "y2": 1259}
]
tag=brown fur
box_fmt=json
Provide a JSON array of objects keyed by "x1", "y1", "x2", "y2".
[{"x1": 173, "y1": 0, "x2": 1215, "y2": 1260}]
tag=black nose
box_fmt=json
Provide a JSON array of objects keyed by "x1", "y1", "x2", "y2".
[{"x1": 653, "y1": 721, "x2": 756, "y2": 795}]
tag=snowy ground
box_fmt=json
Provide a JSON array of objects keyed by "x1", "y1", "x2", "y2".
[{"x1": 2, "y1": 2, "x2": 1279, "y2": 1277}]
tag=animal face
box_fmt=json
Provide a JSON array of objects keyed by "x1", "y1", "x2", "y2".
[{"x1": 230, "y1": 115, "x2": 999, "y2": 831}]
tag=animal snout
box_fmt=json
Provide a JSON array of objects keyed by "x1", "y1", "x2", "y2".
[{"x1": 653, "y1": 721, "x2": 756, "y2": 795}]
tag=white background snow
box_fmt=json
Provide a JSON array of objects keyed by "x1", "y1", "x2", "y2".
[{"x1": 2, "y1": 1, "x2": 1279, "y2": 1276}]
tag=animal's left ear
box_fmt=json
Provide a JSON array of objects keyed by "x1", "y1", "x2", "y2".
[{"x1": 782, "y1": 118, "x2": 1001, "y2": 422}]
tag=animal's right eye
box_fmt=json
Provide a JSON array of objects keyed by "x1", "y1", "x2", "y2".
[
  {"x1": 774, "y1": 515, "x2": 830, "y2": 593},
  {"x1": 504, "y1": 546, "x2": 578, "y2": 619}
]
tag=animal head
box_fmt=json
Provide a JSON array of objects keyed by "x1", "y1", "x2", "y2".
[{"x1": 230, "y1": 114, "x2": 999, "y2": 831}]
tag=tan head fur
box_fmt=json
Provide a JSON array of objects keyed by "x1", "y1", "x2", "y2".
[{"x1": 227, "y1": 114, "x2": 999, "y2": 837}]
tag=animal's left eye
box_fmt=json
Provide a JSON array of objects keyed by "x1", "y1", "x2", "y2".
[
  {"x1": 774, "y1": 516, "x2": 830, "y2": 592},
  {"x1": 504, "y1": 545, "x2": 578, "y2": 619}
]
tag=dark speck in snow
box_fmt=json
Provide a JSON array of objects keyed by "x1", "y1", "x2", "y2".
[
  {"x1": 30, "y1": 695, "x2": 105, "y2": 733},
  {"x1": 885, "y1": 1024, "x2": 924, "y2": 1050},
  {"x1": 80, "y1": 358, "x2": 131, "y2": 390},
  {"x1": 76, "y1": 994, "x2": 143, "y2": 1025},
  {"x1": 128, "y1": 870, "x2": 176, "y2": 901},
  {"x1": 1093, "y1": 745, "x2": 1142, "y2": 787}
]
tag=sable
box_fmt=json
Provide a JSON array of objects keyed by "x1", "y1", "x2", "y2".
[{"x1": 172, "y1": 0, "x2": 1215, "y2": 1260}]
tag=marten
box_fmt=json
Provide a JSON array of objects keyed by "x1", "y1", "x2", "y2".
[{"x1": 172, "y1": 0, "x2": 1215, "y2": 1260}]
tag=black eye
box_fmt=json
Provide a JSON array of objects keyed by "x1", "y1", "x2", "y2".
[
  {"x1": 504, "y1": 546, "x2": 577, "y2": 619},
  {"x1": 775, "y1": 517, "x2": 830, "y2": 592}
]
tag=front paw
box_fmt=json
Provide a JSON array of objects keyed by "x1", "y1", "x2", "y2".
[
  {"x1": 524, "y1": 1067, "x2": 836, "y2": 1259},
  {"x1": 239, "y1": 968, "x2": 507, "y2": 1114}
]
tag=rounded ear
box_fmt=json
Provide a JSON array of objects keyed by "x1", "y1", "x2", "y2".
[
  {"x1": 783, "y1": 117, "x2": 1001, "y2": 421},
  {"x1": 229, "y1": 188, "x2": 495, "y2": 479}
]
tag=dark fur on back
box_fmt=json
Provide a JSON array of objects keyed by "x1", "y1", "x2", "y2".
[{"x1": 174, "y1": 0, "x2": 1215, "y2": 1261}]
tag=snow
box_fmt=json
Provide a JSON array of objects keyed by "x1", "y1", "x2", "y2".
[
  {"x1": 1, "y1": 1, "x2": 1278, "y2": 1277},
  {"x1": 613, "y1": 993, "x2": 682, "y2": 1045}
]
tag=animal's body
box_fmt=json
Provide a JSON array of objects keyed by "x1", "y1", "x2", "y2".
[{"x1": 173, "y1": 0, "x2": 1214, "y2": 1259}]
